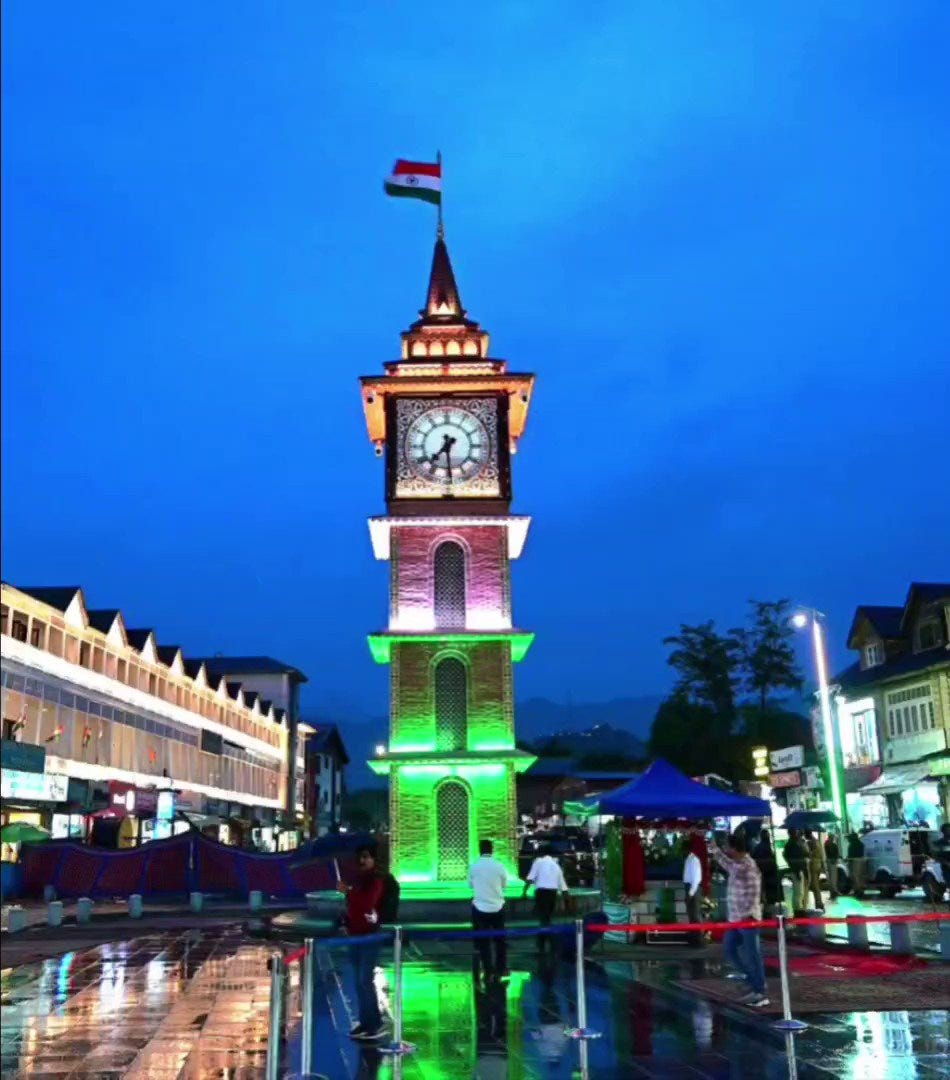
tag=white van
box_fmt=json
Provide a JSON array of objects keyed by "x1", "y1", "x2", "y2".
[{"x1": 854, "y1": 828, "x2": 938, "y2": 896}]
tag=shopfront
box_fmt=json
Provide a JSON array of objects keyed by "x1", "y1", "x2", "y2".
[
  {"x1": 858, "y1": 758, "x2": 950, "y2": 829},
  {"x1": 1, "y1": 767, "x2": 69, "y2": 861}
]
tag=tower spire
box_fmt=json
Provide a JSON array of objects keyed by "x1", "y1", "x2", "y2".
[{"x1": 423, "y1": 231, "x2": 465, "y2": 320}]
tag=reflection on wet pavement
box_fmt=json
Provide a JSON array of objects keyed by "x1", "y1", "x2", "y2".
[{"x1": 1, "y1": 929, "x2": 947, "y2": 1078}]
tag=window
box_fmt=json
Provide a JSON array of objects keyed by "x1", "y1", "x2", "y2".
[
  {"x1": 862, "y1": 641, "x2": 884, "y2": 668},
  {"x1": 11, "y1": 616, "x2": 28, "y2": 643},
  {"x1": 434, "y1": 541, "x2": 466, "y2": 629},
  {"x1": 886, "y1": 682, "x2": 935, "y2": 737},
  {"x1": 30, "y1": 622, "x2": 46, "y2": 649},
  {"x1": 0, "y1": 605, "x2": 8, "y2": 635},
  {"x1": 435, "y1": 657, "x2": 468, "y2": 751},
  {"x1": 79, "y1": 642, "x2": 91, "y2": 668},
  {"x1": 917, "y1": 618, "x2": 943, "y2": 651},
  {"x1": 148, "y1": 672, "x2": 157, "y2": 695}
]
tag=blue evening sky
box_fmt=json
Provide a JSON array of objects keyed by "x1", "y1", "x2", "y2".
[{"x1": 3, "y1": 3, "x2": 948, "y2": 727}]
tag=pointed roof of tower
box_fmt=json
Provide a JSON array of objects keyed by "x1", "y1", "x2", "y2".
[{"x1": 410, "y1": 230, "x2": 478, "y2": 330}]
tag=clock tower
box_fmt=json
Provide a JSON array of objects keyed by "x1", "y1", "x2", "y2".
[{"x1": 361, "y1": 230, "x2": 536, "y2": 892}]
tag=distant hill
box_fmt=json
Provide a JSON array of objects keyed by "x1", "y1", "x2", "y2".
[
  {"x1": 527, "y1": 721, "x2": 648, "y2": 762},
  {"x1": 316, "y1": 694, "x2": 663, "y2": 787},
  {"x1": 516, "y1": 695, "x2": 663, "y2": 743}
]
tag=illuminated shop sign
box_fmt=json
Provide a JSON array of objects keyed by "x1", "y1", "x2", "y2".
[{"x1": 1, "y1": 769, "x2": 68, "y2": 802}]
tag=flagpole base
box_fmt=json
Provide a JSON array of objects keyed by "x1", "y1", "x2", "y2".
[
  {"x1": 380, "y1": 1040, "x2": 416, "y2": 1056},
  {"x1": 565, "y1": 1027, "x2": 602, "y2": 1041},
  {"x1": 772, "y1": 1019, "x2": 809, "y2": 1032}
]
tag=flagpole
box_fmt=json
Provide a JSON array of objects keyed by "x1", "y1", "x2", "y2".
[{"x1": 437, "y1": 149, "x2": 443, "y2": 237}]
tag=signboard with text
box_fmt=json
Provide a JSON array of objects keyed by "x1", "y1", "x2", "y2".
[
  {"x1": 769, "y1": 745, "x2": 805, "y2": 771},
  {"x1": 769, "y1": 770, "x2": 801, "y2": 789},
  {"x1": 1, "y1": 768, "x2": 68, "y2": 802}
]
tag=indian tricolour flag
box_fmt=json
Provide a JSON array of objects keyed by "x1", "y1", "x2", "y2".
[{"x1": 384, "y1": 159, "x2": 442, "y2": 205}]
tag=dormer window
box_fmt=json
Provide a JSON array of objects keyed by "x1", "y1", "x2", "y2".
[
  {"x1": 862, "y1": 641, "x2": 884, "y2": 668},
  {"x1": 916, "y1": 618, "x2": 943, "y2": 652}
]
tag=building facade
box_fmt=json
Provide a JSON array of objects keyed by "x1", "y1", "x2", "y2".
[
  {"x1": 0, "y1": 584, "x2": 304, "y2": 850},
  {"x1": 832, "y1": 582, "x2": 950, "y2": 829},
  {"x1": 303, "y1": 724, "x2": 349, "y2": 836},
  {"x1": 363, "y1": 230, "x2": 536, "y2": 891}
]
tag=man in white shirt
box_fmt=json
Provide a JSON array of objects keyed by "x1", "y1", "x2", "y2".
[
  {"x1": 523, "y1": 846, "x2": 568, "y2": 952},
  {"x1": 469, "y1": 839, "x2": 509, "y2": 979},
  {"x1": 682, "y1": 832, "x2": 704, "y2": 947}
]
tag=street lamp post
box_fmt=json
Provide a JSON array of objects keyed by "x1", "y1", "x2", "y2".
[{"x1": 792, "y1": 608, "x2": 847, "y2": 831}]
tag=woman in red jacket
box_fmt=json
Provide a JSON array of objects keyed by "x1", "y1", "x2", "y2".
[{"x1": 337, "y1": 845, "x2": 386, "y2": 1040}]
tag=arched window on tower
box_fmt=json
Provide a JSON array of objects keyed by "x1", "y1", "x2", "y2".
[
  {"x1": 435, "y1": 657, "x2": 467, "y2": 752},
  {"x1": 436, "y1": 780, "x2": 470, "y2": 881},
  {"x1": 433, "y1": 541, "x2": 466, "y2": 629}
]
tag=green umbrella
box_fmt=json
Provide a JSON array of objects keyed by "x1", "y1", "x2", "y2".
[{"x1": 1, "y1": 822, "x2": 51, "y2": 844}]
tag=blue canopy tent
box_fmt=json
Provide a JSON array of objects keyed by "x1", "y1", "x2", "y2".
[{"x1": 598, "y1": 759, "x2": 771, "y2": 820}]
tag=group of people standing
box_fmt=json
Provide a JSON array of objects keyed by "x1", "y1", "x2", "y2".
[{"x1": 468, "y1": 838, "x2": 569, "y2": 980}]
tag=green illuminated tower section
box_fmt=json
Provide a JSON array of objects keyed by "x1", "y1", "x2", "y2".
[{"x1": 360, "y1": 231, "x2": 536, "y2": 893}]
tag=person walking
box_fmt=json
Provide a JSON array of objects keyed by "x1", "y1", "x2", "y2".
[
  {"x1": 337, "y1": 844, "x2": 387, "y2": 1041},
  {"x1": 468, "y1": 839, "x2": 509, "y2": 981},
  {"x1": 783, "y1": 829, "x2": 808, "y2": 916},
  {"x1": 682, "y1": 832, "x2": 704, "y2": 947},
  {"x1": 823, "y1": 832, "x2": 841, "y2": 898},
  {"x1": 847, "y1": 831, "x2": 866, "y2": 896},
  {"x1": 752, "y1": 828, "x2": 784, "y2": 915},
  {"x1": 524, "y1": 845, "x2": 568, "y2": 952},
  {"x1": 804, "y1": 830, "x2": 826, "y2": 910},
  {"x1": 709, "y1": 831, "x2": 769, "y2": 1007}
]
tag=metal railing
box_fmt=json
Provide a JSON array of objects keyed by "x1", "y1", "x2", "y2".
[{"x1": 264, "y1": 910, "x2": 950, "y2": 1076}]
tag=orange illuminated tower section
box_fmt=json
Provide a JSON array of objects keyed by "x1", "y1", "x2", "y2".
[{"x1": 360, "y1": 231, "x2": 536, "y2": 893}]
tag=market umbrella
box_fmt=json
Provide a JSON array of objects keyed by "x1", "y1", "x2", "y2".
[{"x1": 1, "y1": 822, "x2": 51, "y2": 844}]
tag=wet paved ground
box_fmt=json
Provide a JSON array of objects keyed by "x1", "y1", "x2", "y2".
[{"x1": 1, "y1": 927, "x2": 947, "y2": 1079}]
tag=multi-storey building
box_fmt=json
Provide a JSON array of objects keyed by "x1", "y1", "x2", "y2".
[
  {"x1": 303, "y1": 724, "x2": 349, "y2": 836},
  {"x1": 833, "y1": 582, "x2": 949, "y2": 829},
  {"x1": 0, "y1": 584, "x2": 305, "y2": 849}
]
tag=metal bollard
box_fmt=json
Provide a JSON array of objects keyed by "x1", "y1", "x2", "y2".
[
  {"x1": 846, "y1": 916, "x2": 868, "y2": 950},
  {"x1": 76, "y1": 897, "x2": 93, "y2": 924},
  {"x1": 889, "y1": 920, "x2": 913, "y2": 955},
  {"x1": 568, "y1": 919, "x2": 601, "y2": 1040},
  {"x1": 806, "y1": 919, "x2": 826, "y2": 945},
  {"x1": 300, "y1": 938, "x2": 315, "y2": 1076},
  {"x1": 382, "y1": 927, "x2": 415, "y2": 1056},
  {"x1": 7, "y1": 906, "x2": 27, "y2": 933},
  {"x1": 771, "y1": 909, "x2": 808, "y2": 1032},
  {"x1": 249, "y1": 890, "x2": 263, "y2": 912},
  {"x1": 128, "y1": 894, "x2": 143, "y2": 919},
  {"x1": 43, "y1": 885, "x2": 57, "y2": 903},
  {"x1": 47, "y1": 900, "x2": 64, "y2": 928},
  {"x1": 264, "y1": 952, "x2": 286, "y2": 1080},
  {"x1": 939, "y1": 920, "x2": 950, "y2": 961},
  {"x1": 190, "y1": 891, "x2": 204, "y2": 914}
]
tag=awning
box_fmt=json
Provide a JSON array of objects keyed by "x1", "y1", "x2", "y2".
[{"x1": 859, "y1": 762, "x2": 936, "y2": 796}]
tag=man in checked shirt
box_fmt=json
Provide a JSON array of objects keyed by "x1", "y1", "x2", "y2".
[{"x1": 709, "y1": 830, "x2": 769, "y2": 1007}]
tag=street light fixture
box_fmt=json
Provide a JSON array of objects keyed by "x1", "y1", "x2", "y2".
[{"x1": 791, "y1": 607, "x2": 847, "y2": 830}]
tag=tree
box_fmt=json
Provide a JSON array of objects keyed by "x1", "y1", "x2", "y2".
[
  {"x1": 731, "y1": 599, "x2": 803, "y2": 718},
  {"x1": 648, "y1": 694, "x2": 721, "y2": 778},
  {"x1": 663, "y1": 620, "x2": 741, "y2": 735}
]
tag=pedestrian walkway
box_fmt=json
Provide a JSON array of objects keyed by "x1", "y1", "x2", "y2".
[{"x1": 2, "y1": 927, "x2": 948, "y2": 1078}]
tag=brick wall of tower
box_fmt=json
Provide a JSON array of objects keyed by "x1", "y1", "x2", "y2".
[
  {"x1": 389, "y1": 526, "x2": 510, "y2": 631},
  {"x1": 390, "y1": 640, "x2": 514, "y2": 750}
]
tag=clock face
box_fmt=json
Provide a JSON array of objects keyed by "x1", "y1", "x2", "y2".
[
  {"x1": 406, "y1": 406, "x2": 489, "y2": 486},
  {"x1": 393, "y1": 397, "x2": 502, "y2": 499}
]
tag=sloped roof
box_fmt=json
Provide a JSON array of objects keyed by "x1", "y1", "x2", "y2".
[
  {"x1": 126, "y1": 628, "x2": 155, "y2": 651},
  {"x1": 86, "y1": 609, "x2": 122, "y2": 635},
  {"x1": 190, "y1": 655, "x2": 308, "y2": 683},
  {"x1": 846, "y1": 605, "x2": 904, "y2": 646},
  {"x1": 157, "y1": 645, "x2": 182, "y2": 666},
  {"x1": 16, "y1": 586, "x2": 83, "y2": 612},
  {"x1": 835, "y1": 648, "x2": 949, "y2": 692},
  {"x1": 305, "y1": 723, "x2": 350, "y2": 764}
]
